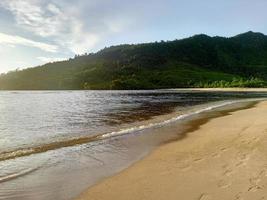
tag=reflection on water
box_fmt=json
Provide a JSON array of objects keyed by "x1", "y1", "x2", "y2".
[{"x1": 0, "y1": 90, "x2": 267, "y2": 200}]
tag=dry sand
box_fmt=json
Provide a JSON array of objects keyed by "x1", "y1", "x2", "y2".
[{"x1": 77, "y1": 101, "x2": 267, "y2": 200}]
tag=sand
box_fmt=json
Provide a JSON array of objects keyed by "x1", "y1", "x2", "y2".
[
  {"x1": 77, "y1": 101, "x2": 267, "y2": 200},
  {"x1": 170, "y1": 88, "x2": 267, "y2": 92}
]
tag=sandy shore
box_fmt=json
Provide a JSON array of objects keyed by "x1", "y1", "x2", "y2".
[
  {"x1": 77, "y1": 101, "x2": 267, "y2": 200},
  {"x1": 169, "y1": 88, "x2": 267, "y2": 92}
]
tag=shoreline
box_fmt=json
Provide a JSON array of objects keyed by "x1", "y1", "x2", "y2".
[
  {"x1": 76, "y1": 100, "x2": 267, "y2": 200},
  {"x1": 166, "y1": 88, "x2": 267, "y2": 92},
  {"x1": 0, "y1": 88, "x2": 267, "y2": 92}
]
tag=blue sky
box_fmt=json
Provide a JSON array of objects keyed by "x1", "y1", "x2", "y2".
[{"x1": 0, "y1": 0, "x2": 267, "y2": 73}]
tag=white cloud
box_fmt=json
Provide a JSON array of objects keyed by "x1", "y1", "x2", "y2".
[
  {"x1": 67, "y1": 21, "x2": 99, "y2": 54},
  {"x1": 0, "y1": 0, "x2": 64, "y2": 37},
  {"x1": 0, "y1": 0, "x2": 133, "y2": 55},
  {"x1": 0, "y1": 0, "x2": 100, "y2": 54},
  {"x1": 0, "y1": 32, "x2": 58, "y2": 52},
  {"x1": 104, "y1": 18, "x2": 132, "y2": 33}
]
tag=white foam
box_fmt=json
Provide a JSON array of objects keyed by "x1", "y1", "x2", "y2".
[
  {"x1": 0, "y1": 98, "x2": 264, "y2": 162},
  {"x1": 101, "y1": 98, "x2": 265, "y2": 139},
  {"x1": 0, "y1": 167, "x2": 40, "y2": 183}
]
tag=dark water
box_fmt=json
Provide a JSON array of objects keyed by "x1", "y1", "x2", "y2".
[{"x1": 0, "y1": 90, "x2": 267, "y2": 200}]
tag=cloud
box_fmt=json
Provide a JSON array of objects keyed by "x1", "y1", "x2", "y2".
[
  {"x1": 0, "y1": 0, "x2": 64, "y2": 37},
  {"x1": 0, "y1": 0, "x2": 101, "y2": 54},
  {"x1": 0, "y1": 32, "x2": 58, "y2": 52},
  {"x1": 0, "y1": 0, "x2": 135, "y2": 55}
]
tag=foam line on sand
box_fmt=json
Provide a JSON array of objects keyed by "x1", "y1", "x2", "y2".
[{"x1": 77, "y1": 101, "x2": 267, "y2": 200}]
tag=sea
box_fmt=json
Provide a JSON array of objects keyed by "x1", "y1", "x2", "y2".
[{"x1": 0, "y1": 90, "x2": 267, "y2": 200}]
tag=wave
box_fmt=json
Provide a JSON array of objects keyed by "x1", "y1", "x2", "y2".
[
  {"x1": 0, "y1": 99, "x2": 262, "y2": 162},
  {"x1": 101, "y1": 100, "x2": 238, "y2": 138},
  {"x1": 0, "y1": 167, "x2": 41, "y2": 183}
]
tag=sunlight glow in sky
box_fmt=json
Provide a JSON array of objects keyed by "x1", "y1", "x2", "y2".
[{"x1": 0, "y1": 0, "x2": 267, "y2": 73}]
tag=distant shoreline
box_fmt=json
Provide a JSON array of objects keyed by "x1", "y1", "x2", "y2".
[
  {"x1": 1, "y1": 87, "x2": 267, "y2": 92},
  {"x1": 76, "y1": 100, "x2": 267, "y2": 200}
]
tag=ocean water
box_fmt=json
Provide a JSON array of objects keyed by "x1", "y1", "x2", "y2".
[{"x1": 0, "y1": 90, "x2": 267, "y2": 200}]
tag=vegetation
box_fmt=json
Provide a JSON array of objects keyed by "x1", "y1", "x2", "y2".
[
  {"x1": 1, "y1": 31, "x2": 267, "y2": 90},
  {"x1": 195, "y1": 77, "x2": 266, "y2": 88}
]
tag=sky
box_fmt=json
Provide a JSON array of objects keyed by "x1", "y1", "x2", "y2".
[{"x1": 0, "y1": 0, "x2": 267, "y2": 73}]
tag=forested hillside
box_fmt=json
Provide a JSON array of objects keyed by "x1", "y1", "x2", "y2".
[{"x1": 1, "y1": 31, "x2": 267, "y2": 90}]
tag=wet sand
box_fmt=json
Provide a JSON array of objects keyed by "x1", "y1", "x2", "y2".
[{"x1": 77, "y1": 101, "x2": 267, "y2": 200}]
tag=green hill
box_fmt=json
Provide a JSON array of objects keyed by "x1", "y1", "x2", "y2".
[{"x1": 1, "y1": 31, "x2": 267, "y2": 90}]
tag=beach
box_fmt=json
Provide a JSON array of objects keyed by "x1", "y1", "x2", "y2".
[
  {"x1": 77, "y1": 100, "x2": 267, "y2": 200},
  {"x1": 2, "y1": 91, "x2": 267, "y2": 200}
]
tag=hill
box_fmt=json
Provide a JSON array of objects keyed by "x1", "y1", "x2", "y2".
[{"x1": 1, "y1": 31, "x2": 267, "y2": 90}]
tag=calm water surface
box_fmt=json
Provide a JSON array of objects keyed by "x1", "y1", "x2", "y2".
[{"x1": 0, "y1": 90, "x2": 267, "y2": 200}]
